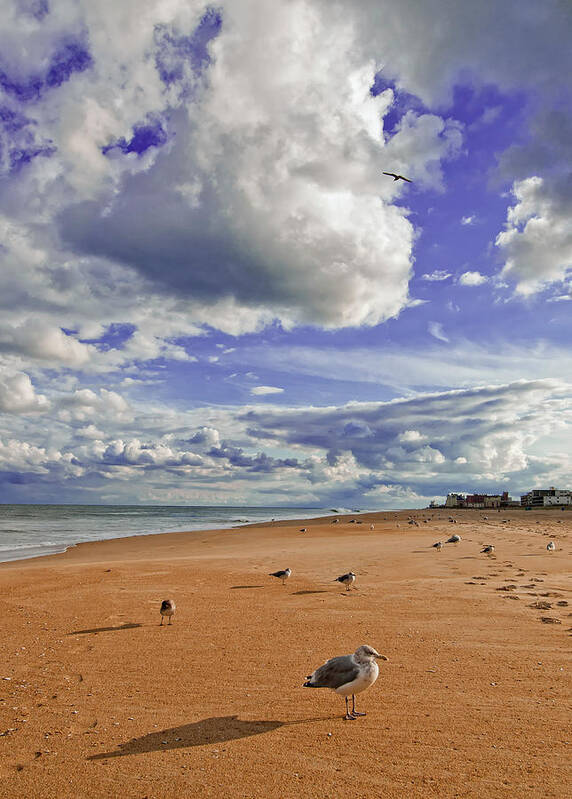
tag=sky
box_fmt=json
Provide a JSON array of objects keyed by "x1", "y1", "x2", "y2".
[{"x1": 1, "y1": 0, "x2": 572, "y2": 508}]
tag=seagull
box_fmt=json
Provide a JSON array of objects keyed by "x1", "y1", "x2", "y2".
[
  {"x1": 269, "y1": 567, "x2": 291, "y2": 585},
  {"x1": 481, "y1": 545, "x2": 495, "y2": 556},
  {"x1": 383, "y1": 171, "x2": 412, "y2": 183},
  {"x1": 546, "y1": 541, "x2": 556, "y2": 552},
  {"x1": 159, "y1": 599, "x2": 176, "y2": 625},
  {"x1": 334, "y1": 571, "x2": 356, "y2": 591},
  {"x1": 304, "y1": 645, "x2": 388, "y2": 720},
  {"x1": 446, "y1": 533, "x2": 462, "y2": 544},
  {"x1": 432, "y1": 541, "x2": 443, "y2": 552},
  {"x1": 300, "y1": 528, "x2": 307, "y2": 533}
]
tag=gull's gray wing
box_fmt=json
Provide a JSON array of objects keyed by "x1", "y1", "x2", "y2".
[{"x1": 309, "y1": 655, "x2": 359, "y2": 689}]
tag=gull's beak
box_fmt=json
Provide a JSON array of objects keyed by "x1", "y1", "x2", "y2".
[{"x1": 376, "y1": 654, "x2": 389, "y2": 661}]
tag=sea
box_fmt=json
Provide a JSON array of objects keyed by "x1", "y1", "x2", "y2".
[{"x1": 0, "y1": 504, "x2": 334, "y2": 564}]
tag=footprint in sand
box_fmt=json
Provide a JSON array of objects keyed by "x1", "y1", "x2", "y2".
[{"x1": 529, "y1": 601, "x2": 551, "y2": 610}]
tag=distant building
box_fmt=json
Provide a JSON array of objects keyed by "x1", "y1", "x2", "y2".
[
  {"x1": 520, "y1": 487, "x2": 572, "y2": 507},
  {"x1": 445, "y1": 493, "x2": 465, "y2": 508},
  {"x1": 445, "y1": 491, "x2": 515, "y2": 509}
]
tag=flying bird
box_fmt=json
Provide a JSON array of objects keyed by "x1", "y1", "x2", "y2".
[
  {"x1": 304, "y1": 645, "x2": 388, "y2": 720},
  {"x1": 269, "y1": 567, "x2": 291, "y2": 585},
  {"x1": 159, "y1": 599, "x2": 176, "y2": 625},
  {"x1": 334, "y1": 571, "x2": 356, "y2": 591},
  {"x1": 383, "y1": 172, "x2": 412, "y2": 183}
]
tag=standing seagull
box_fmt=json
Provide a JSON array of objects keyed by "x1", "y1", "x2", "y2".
[
  {"x1": 304, "y1": 645, "x2": 388, "y2": 720},
  {"x1": 432, "y1": 541, "x2": 443, "y2": 552},
  {"x1": 334, "y1": 571, "x2": 356, "y2": 591},
  {"x1": 159, "y1": 599, "x2": 176, "y2": 625},
  {"x1": 383, "y1": 171, "x2": 412, "y2": 183},
  {"x1": 269, "y1": 567, "x2": 291, "y2": 585},
  {"x1": 547, "y1": 541, "x2": 556, "y2": 552},
  {"x1": 481, "y1": 545, "x2": 495, "y2": 556}
]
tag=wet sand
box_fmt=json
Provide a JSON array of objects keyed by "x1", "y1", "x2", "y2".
[{"x1": 0, "y1": 508, "x2": 570, "y2": 798}]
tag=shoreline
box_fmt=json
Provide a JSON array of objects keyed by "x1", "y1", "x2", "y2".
[{"x1": 0, "y1": 507, "x2": 337, "y2": 567}]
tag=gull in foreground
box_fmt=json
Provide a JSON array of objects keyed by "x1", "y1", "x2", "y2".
[
  {"x1": 269, "y1": 567, "x2": 291, "y2": 585},
  {"x1": 432, "y1": 541, "x2": 443, "y2": 552},
  {"x1": 334, "y1": 571, "x2": 356, "y2": 590},
  {"x1": 446, "y1": 533, "x2": 462, "y2": 544},
  {"x1": 160, "y1": 599, "x2": 176, "y2": 625},
  {"x1": 547, "y1": 541, "x2": 556, "y2": 552},
  {"x1": 304, "y1": 645, "x2": 388, "y2": 720},
  {"x1": 481, "y1": 544, "x2": 495, "y2": 555}
]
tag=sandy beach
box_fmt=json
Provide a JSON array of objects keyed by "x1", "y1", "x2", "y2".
[{"x1": 0, "y1": 508, "x2": 570, "y2": 798}]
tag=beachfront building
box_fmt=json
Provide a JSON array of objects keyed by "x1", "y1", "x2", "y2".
[
  {"x1": 445, "y1": 491, "x2": 514, "y2": 509},
  {"x1": 520, "y1": 487, "x2": 572, "y2": 507}
]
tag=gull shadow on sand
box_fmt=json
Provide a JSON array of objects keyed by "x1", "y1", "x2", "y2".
[
  {"x1": 88, "y1": 714, "x2": 335, "y2": 760},
  {"x1": 88, "y1": 716, "x2": 283, "y2": 759},
  {"x1": 67, "y1": 623, "x2": 142, "y2": 636},
  {"x1": 229, "y1": 585, "x2": 264, "y2": 590},
  {"x1": 291, "y1": 590, "x2": 328, "y2": 595}
]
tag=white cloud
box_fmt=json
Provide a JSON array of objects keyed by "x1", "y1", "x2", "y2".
[
  {"x1": 496, "y1": 177, "x2": 572, "y2": 295},
  {"x1": 421, "y1": 270, "x2": 452, "y2": 282},
  {"x1": 428, "y1": 321, "x2": 449, "y2": 342},
  {"x1": 0, "y1": 371, "x2": 49, "y2": 413},
  {"x1": 0, "y1": 321, "x2": 96, "y2": 367},
  {"x1": 398, "y1": 430, "x2": 426, "y2": 443},
  {"x1": 459, "y1": 271, "x2": 487, "y2": 286},
  {"x1": 250, "y1": 386, "x2": 284, "y2": 396}
]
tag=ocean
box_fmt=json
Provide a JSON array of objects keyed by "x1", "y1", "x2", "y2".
[{"x1": 0, "y1": 504, "x2": 332, "y2": 564}]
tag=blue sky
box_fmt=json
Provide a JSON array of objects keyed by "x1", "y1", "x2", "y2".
[{"x1": 1, "y1": 0, "x2": 572, "y2": 507}]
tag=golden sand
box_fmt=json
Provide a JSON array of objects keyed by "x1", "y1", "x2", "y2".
[{"x1": 0, "y1": 509, "x2": 570, "y2": 798}]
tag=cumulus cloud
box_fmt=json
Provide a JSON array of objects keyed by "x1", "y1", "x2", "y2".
[
  {"x1": 2, "y1": 378, "x2": 572, "y2": 506},
  {"x1": 0, "y1": 0, "x2": 471, "y2": 342},
  {"x1": 496, "y1": 176, "x2": 572, "y2": 295},
  {"x1": 242, "y1": 380, "x2": 572, "y2": 486},
  {"x1": 0, "y1": 321, "x2": 95, "y2": 366},
  {"x1": 0, "y1": 371, "x2": 49, "y2": 413},
  {"x1": 458, "y1": 271, "x2": 488, "y2": 286}
]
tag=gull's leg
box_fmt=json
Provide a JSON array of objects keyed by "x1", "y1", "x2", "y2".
[
  {"x1": 351, "y1": 694, "x2": 366, "y2": 717},
  {"x1": 169, "y1": 616, "x2": 172, "y2": 624},
  {"x1": 344, "y1": 696, "x2": 356, "y2": 720},
  {"x1": 160, "y1": 617, "x2": 163, "y2": 625}
]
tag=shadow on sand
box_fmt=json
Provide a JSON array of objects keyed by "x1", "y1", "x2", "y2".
[
  {"x1": 291, "y1": 590, "x2": 328, "y2": 596},
  {"x1": 229, "y1": 585, "x2": 265, "y2": 590},
  {"x1": 68, "y1": 623, "x2": 142, "y2": 635},
  {"x1": 87, "y1": 715, "x2": 333, "y2": 759}
]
